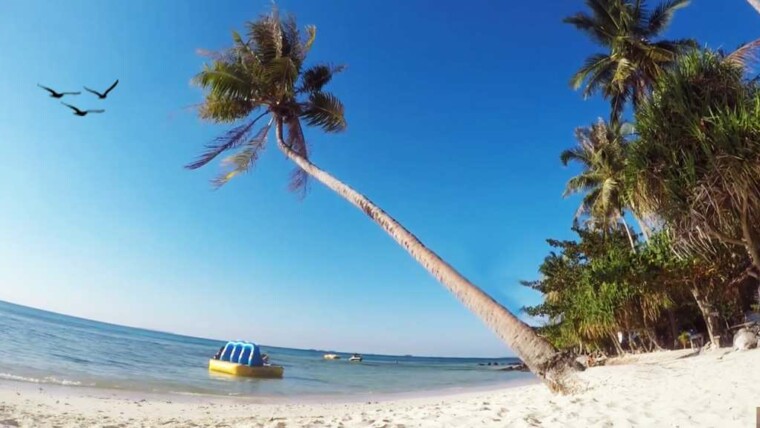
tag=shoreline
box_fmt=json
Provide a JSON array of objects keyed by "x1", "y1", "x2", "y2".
[
  {"x1": 0, "y1": 374, "x2": 537, "y2": 406},
  {"x1": 2, "y1": 348, "x2": 759, "y2": 427}
]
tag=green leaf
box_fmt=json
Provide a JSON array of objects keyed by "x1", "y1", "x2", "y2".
[
  {"x1": 211, "y1": 121, "x2": 272, "y2": 187},
  {"x1": 299, "y1": 64, "x2": 345, "y2": 93},
  {"x1": 301, "y1": 91, "x2": 346, "y2": 133}
]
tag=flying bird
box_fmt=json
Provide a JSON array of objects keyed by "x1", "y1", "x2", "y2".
[
  {"x1": 84, "y1": 79, "x2": 119, "y2": 99},
  {"x1": 61, "y1": 102, "x2": 105, "y2": 117},
  {"x1": 38, "y1": 84, "x2": 80, "y2": 98}
]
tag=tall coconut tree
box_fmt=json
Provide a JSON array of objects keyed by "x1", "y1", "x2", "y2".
[
  {"x1": 564, "y1": 0, "x2": 696, "y2": 123},
  {"x1": 560, "y1": 119, "x2": 648, "y2": 248},
  {"x1": 187, "y1": 8, "x2": 579, "y2": 392}
]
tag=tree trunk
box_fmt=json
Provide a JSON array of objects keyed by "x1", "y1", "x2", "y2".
[
  {"x1": 609, "y1": 331, "x2": 624, "y2": 356},
  {"x1": 667, "y1": 309, "x2": 679, "y2": 349},
  {"x1": 645, "y1": 328, "x2": 663, "y2": 351},
  {"x1": 620, "y1": 216, "x2": 636, "y2": 251},
  {"x1": 740, "y1": 201, "x2": 760, "y2": 274},
  {"x1": 274, "y1": 120, "x2": 579, "y2": 393},
  {"x1": 690, "y1": 286, "x2": 722, "y2": 347},
  {"x1": 748, "y1": 0, "x2": 760, "y2": 14}
]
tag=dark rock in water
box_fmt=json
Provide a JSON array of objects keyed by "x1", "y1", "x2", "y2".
[{"x1": 498, "y1": 362, "x2": 529, "y2": 372}]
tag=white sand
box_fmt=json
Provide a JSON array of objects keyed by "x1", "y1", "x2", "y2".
[{"x1": 1, "y1": 348, "x2": 759, "y2": 427}]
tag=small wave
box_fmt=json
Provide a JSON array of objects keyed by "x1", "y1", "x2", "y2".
[{"x1": 0, "y1": 372, "x2": 90, "y2": 387}]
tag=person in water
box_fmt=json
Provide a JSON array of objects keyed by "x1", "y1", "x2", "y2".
[{"x1": 213, "y1": 346, "x2": 224, "y2": 360}]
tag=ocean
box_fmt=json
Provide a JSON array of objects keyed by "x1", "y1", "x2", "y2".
[{"x1": 0, "y1": 300, "x2": 533, "y2": 398}]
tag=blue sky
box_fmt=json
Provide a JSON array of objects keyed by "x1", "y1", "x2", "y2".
[{"x1": 0, "y1": 1, "x2": 756, "y2": 357}]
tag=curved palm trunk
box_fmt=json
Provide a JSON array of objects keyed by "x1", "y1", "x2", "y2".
[{"x1": 274, "y1": 120, "x2": 579, "y2": 393}]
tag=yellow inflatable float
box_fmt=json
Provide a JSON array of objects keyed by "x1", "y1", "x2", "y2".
[{"x1": 208, "y1": 341, "x2": 284, "y2": 379}]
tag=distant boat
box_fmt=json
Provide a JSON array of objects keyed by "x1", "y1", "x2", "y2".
[
  {"x1": 348, "y1": 353, "x2": 363, "y2": 362},
  {"x1": 323, "y1": 353, "x2": 341, "y2": 360}
]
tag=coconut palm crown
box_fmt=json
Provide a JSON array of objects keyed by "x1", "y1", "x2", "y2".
[
  {"x1": 564, "y1": 0, "x2": 696, "y2": 123},
  {"x1": 187, "y1": 7, "x2": 346, "y2": 192},
  {"x1": 561, "y1": 119, "x2": 643, "y2": 247}
]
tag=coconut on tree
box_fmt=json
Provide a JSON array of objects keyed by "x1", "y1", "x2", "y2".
[{"x1": 187, "y1": 7, "x2": 579, "y2": 393}]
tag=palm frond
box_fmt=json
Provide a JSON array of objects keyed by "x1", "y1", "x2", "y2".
[
  {"x1": 265, "y1": 57, "x2": 298, "y2": 94},
  {"x1": 565, "y1": 174, "x2": 603, "y2": 197},
  {"x1": 186, "y1": 112, "x2": 267, "y2": 170},
  {"x1": 299, "y1": 64, "x2": 346, "y2": 93},
  {"x1": 247, "y1": 10, "x2": 282, "y2": 65},
  {"x1": 725, "y1": 38, "x2": 760, "y2": 72},
  {"x1": 612, "y1": 58, "x2": 636, "y2": 91},
  {"x1": 561, "y1": 147, "x2": 590, "y2": 167},
  {"x1": 570, "y1": 53, "x2": 612, "y2": 90},
  {"x1": 301, "y1": 91, "x2": 346, "y2": 133},
  {"x1": 212, "y1": 121, "x2": 271, "y2": 188},
  {"x1": 563, "y1": 13, "x2": 610, "y2": 45},
  {"x1": 281, "y1": 13, "x2": 310, "y2": 73},
  {"x1": 302, "y1": 25, "x2": 317, "y2": 52},
  {"x1": 197, "y1": 93, "x2": 254, "y2": 123},
  {"x1": 646, "y1": 0, "x2": 690, "y2": 36}
]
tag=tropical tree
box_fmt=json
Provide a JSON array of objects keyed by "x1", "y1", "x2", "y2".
[
  {"x1": 561, "y1": 119, "x2": 648, "y2": 248},
  {"x1": 564, "y1": 0, "x2": 695, "y2": 123},
  {"x1": 187, "y1": 8, "x2": 579, "y2": 392},
  {"x1": 523, "y1": 227, "x2": 672, "y2": 355},
  {"x1": 630, "y1": 50, "x2": 760, "y2": 279}
]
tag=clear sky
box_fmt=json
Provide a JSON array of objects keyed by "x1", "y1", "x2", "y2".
[{"x1": 0, "y1": 1, "x2": 756, "y2": 357}]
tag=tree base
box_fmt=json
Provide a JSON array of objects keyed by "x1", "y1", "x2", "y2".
[{"x1": 538, "y1": 351, "x2": 585, "y2": 394}]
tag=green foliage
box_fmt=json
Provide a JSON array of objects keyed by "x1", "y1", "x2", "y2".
[
  {"x1": 630, "y1": 50, "x2": 760, "y2": 265},
  {"x1": 565, "y1": 0, "x2": 695, "y2": 123},
  {"x1": 522, "y1": 228, "x2": 674, "y2": 352},
  {"x1": 188, "y1": 6, "x2": 347, "y2": 192},
  {"x1": 561, "y1": 119, "x2": 635, "y2": 234}
]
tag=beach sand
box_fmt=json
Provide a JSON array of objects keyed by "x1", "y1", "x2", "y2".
[{"x1": 1, "y1": 348, "x2": 758, "y2": 427}]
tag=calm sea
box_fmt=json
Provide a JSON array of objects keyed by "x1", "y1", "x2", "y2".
[{"x1": 0, "y1": 300, "x2": 533, "y2": 398}]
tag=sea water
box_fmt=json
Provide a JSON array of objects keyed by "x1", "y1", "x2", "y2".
[{"x1": 0, "y1": 300, "x2": 533, "y2": 398}]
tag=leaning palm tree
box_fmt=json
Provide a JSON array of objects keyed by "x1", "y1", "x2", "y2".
[
  {"x1": 565, "y1": 0, "x2": 696, "y2": 123},
  {"x1": 561, "y1": 120, "x2": 647, "y2": 248},
  {"x1": 187, "y1": 8, "x2": 579, "y2": 392}
]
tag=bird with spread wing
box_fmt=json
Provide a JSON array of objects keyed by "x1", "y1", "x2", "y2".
[
  {"x1": 38, "y1": 84, "x2": 80, "y2": 98},
  {"x1": 61, "y1": 102, "x2": 105, "y2": 117},
  {"x1": 84, "y1": 79, "x2": 119, "y2": 99}
]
